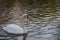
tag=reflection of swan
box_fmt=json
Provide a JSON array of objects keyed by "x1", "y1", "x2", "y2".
[{"x1": 3, "y1": 24, "x2": 24, "y2": 34}]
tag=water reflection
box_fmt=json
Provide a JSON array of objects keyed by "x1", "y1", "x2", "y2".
[
  {"x1": 25, "y1": 7, "x2": 60, "y2": 40},
  {"x1": 0, "y1": 0, "x2": 59, "y2": 40}
]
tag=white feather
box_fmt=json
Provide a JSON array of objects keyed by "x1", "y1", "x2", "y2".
[{"x1": 3, "y1": 24, "x2": 24, "y2": 34}]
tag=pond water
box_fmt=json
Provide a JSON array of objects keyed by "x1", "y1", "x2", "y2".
[
  {"x1": 0, "y1": 0, "x2": 59, "y2": 40},
  {"x1": 24, "y1": 7, "x2": 60, "y2": 40}
]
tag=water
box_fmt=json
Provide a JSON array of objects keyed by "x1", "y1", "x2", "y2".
[
  {"x1": 0, "y1": 0, "x2": 59, "y2": 40},
  {"x1": 24, "y1": 7, "x2": 60, "y2": 40}
]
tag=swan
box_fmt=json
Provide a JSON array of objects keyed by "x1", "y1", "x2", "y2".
[{"x1": 3, "y1": 24, "x2": 24, "y2": 34}]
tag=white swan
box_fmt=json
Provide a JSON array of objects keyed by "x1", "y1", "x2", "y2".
[{"x1": 3, "y1": 24, "x2": 24, "y2": 34}]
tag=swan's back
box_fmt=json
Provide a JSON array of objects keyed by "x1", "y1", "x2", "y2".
[{"x1": 3, "y1": 24, "x2": 24, "y2": 34}]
